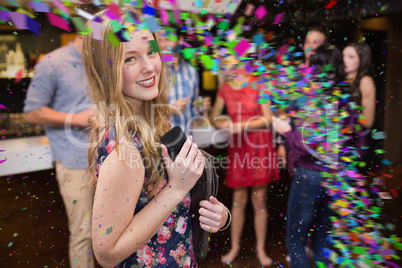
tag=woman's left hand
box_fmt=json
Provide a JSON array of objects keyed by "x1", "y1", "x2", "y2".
[{"x1": 199, "y1": 196, "x2": 229, "y2": 233}]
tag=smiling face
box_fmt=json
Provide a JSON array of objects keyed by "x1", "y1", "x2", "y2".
[
  {"x1": 122, "y1": 30, "x2": 162, "y2": 107},
  {"x1": 343, "y1": 46, "x2": 360, "y2": 78}
]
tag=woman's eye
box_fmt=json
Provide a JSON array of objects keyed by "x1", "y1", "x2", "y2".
[
  {"x1": 148, "y1": 50, "x2": 157, "y2": 56},
  {"x1": 125, "y1": 57, "x2": 136, "y2": 63}
]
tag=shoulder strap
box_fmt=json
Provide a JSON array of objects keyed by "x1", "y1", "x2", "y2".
[{"x1": 200, "y1": 149, "x2": 219, "y2": 197}]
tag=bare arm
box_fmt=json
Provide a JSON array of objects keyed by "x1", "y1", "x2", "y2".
[
  {"x1": 25, "y1": 106, "x2": 95, "y2": 128},
  {"x1": 93, "y1": 138, "x2": 204, "y2": 267},
  {"x1": 217, "y1": 73, "x2": 226, "y2": 89},
  {"x1": 209, "y1": 95, "x2": 229, "y2": 129},
  {"x1": 359, "y1": 76, "x2": 376, "y2": 129}
]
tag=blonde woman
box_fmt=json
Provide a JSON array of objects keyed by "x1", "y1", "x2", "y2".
[{"x1": 83, "y1": 8, "x2": 229, "y2": 267}]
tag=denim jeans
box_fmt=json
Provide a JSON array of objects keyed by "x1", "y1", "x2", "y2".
[{"x1": 286, "y1": 167, "x2": 333, "y2": 267}]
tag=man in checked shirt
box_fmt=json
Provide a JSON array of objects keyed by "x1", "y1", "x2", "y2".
[{"x1": 157, "y1": 26, "x2": 211, "y2": 136}]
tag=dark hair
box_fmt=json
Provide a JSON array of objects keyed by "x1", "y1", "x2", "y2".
[
  {"x1": 309, "y1": 45, "x2": 345, "y2": 83},
  {"x1": 305, "y1": 26, "x2": 329, "y2": 45},
  {"x1": 344, "y1": 42, "x2": 372, "y2": 105}
]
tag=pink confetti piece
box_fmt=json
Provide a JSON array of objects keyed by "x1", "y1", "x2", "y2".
[
  {"x1": 255, "y1": 5, "x2": 268, "y2": 20},
  {"x1": 105, "y1": 10, "x2": 120, "y2": 22},
  {"x1": 106, "y1": 3, "x2": 121, "y2": 21},
  {"x1": 0, "y1": 104, "x2": 7, "y2": 109},
  {"x1": 46, "y1": 13, "x2": 71, "y2": 31},
  {"x1": 159, "y1": 7, "x2": 169, "y2": 25},
  {"x1": 205, "y1": 36, "x2": 213, "y2": 45},
  {"x1": 273, "y1": 13, "x2": 284, "y2": 24},
  {"x1": 0, "y1": 158, "x2": 7, "y2": 164},
  {"x1": 52, "y1": 0, "x2": 70, "y2": 16},
  {"x1": 234, "y1": 39, "x2": 251, "y2": 56},
  {"x1": 244, "y1": 3, "x2": 255, "y2": 16}
]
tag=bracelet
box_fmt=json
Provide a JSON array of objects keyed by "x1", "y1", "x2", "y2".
[{"x1": 219, "y1": 206, "x2": 232, "y2": 231}]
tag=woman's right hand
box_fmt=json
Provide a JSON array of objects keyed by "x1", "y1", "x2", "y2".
[
  {"x1": 272, "y1": 116, "x2": 292, "y2": 134},
  {"x1": 161, "y1": 136, "x2": 205, "y2": 196}
]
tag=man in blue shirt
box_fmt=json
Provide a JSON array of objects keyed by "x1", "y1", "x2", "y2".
[
  {"x1": 157, "y1": 27, "x2": 211, "y2": 136},
  {"x1": 24, "y1": 35, "x2": 95, "y2": 268}
]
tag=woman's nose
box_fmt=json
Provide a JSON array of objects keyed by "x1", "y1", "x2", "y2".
[{"x1": 141, "y1": 58, "x2": 155, "y2": 74}]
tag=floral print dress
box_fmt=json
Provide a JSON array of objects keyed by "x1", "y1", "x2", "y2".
[{"x1": 96, "y1": 128, "x2": 197, "y2": 268}]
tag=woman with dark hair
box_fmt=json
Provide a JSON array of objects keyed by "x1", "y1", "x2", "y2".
[
  {"x1": 272, "y1": 46, "x2": 353, "y2": 267},
  {"x1": 343, "y1": 43, "x2": 376, "y2": 129},
  {"x1": 272, "y1": 45, "x2": 395, "y2": 267}
]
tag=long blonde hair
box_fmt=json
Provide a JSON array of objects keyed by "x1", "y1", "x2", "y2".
[{"x1": 83, "y1": 7, "x2": 170, "y2": 197}]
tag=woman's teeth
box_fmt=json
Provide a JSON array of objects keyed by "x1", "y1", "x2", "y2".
[{"x1": 136, "y1": 77, "x2": 154, "y2": 85}]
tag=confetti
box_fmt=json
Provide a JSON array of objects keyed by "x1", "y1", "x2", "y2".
[{"x1": 1, "y1": 3, "x2": 399, "y2": 267}]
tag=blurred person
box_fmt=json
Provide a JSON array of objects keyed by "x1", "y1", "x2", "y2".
[
  {"x1": 304, "y1": 26, "x2": 328, "y2": 67},
  {"x1": 343, "y1": 43, "x2": 375, "y2": 129},
  {"x1": 283, "y1": 27, "x2": 330, "y2": 263},
  {"x1": 82, "y1": 7, "x2": 230, "y2": 267},
  {"x1": 24, "y1": 34, "x2": 96, "y2": 267},
  {"x1": 210, "y1": 65, "x2": 280, "y2": 266},
  {"x1": 273, "y1": 45, "x2": 353, "y2": 267},
  {"x1": 157, "y1": 27, "x2": 211, "y2": 135}
]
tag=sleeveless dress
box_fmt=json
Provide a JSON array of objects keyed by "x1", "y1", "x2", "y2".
[
  {"x1": 218, "y1": 83, "x2": 280, "y2": 188},
  {"x1": 95, "y1": 128, "x2": 197, "y2": 268}
]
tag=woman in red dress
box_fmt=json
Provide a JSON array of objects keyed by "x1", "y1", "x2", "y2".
[{"x1": 210, "y1": 68, "x2": 281, "y2": 266}]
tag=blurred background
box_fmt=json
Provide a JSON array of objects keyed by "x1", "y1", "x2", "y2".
[{"x1": 0, "y1": 0, "x2": 401, "y2": 267}]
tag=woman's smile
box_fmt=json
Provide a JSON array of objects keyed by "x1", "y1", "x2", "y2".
[{"x1": 136, "y1": 75, "x2": 156, "y2": 88}]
